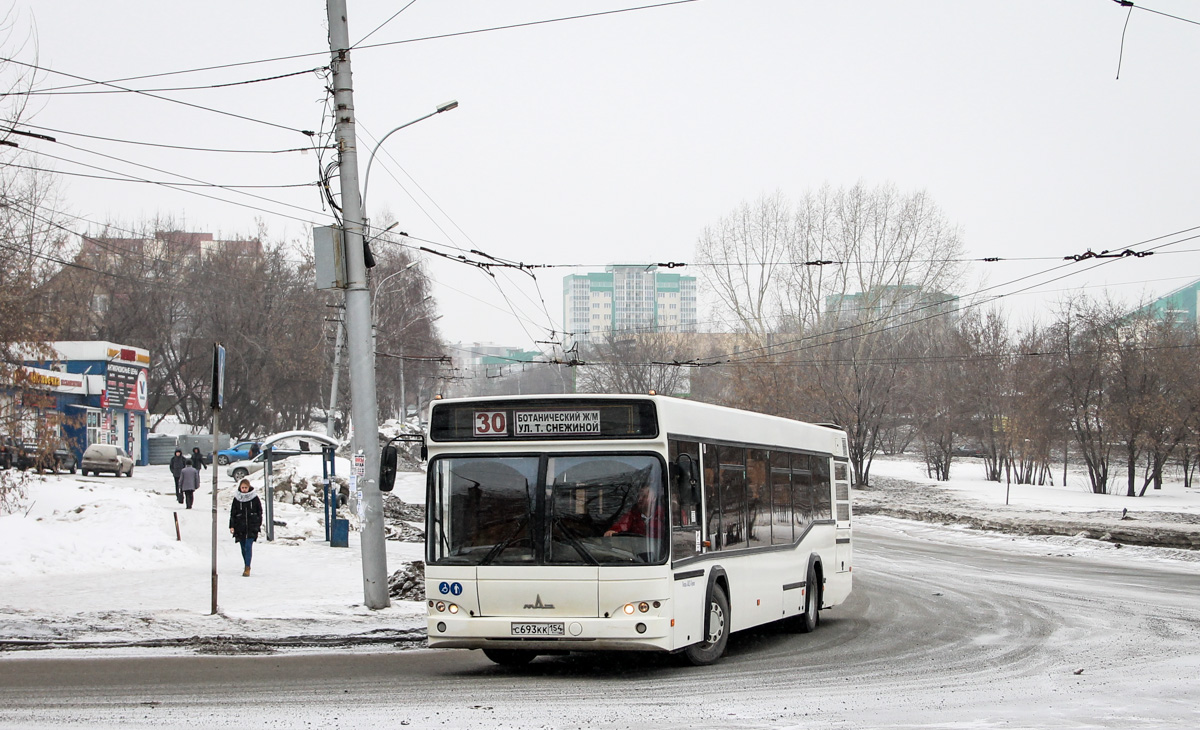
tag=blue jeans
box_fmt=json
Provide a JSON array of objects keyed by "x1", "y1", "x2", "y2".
[{"x1": 239, "y1": 538, "x2": 255, "y2": 567}]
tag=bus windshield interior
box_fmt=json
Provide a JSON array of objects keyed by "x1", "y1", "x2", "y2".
[{"x1": 428, "y1": 454, "x2": 668, "y2": 566}]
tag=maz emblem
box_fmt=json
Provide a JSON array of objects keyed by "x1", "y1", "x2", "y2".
[{"x1": 524, "y1": 594, "x2": 555, "y2": 610}]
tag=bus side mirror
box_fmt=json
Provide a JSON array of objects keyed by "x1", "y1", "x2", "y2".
[{"x1": 379, "y1": 445, "x2": 398, "y2": 492}]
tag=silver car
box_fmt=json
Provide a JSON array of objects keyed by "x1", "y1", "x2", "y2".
[
  {"x1": 80, "y1": 444, "x2": 134, "y2": 477},
  {"x1": 226, "y1": 449, "x2": 303, "y2": 480}
]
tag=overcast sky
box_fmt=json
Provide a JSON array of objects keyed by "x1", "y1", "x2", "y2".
[{"x1": 10, "y1": 0, "x2": 1200, "y2": 348}]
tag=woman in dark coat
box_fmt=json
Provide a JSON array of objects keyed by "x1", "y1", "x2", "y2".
[
  {"x1": 229, "y1": 478, "x2": 263, "y2": 576},
  {"x1": 169, "y1": 449, "x2": 188, "y2": 504}
]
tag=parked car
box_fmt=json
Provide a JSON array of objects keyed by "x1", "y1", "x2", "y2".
[
  {"x1": 226, "y1": 448, "x2": 304, "y2": 480},
  {"x1": 216, "y1": 441, "x2": 261, "y2": 466},
  {"x1": 951, "y1": 444, "x2": 988, "y2": 458},
  {"x1": 80, "y1": 444, "x2": 135, "y2": 477},
  {"x1": 10, "y1": 439, "x2": 77, "y2": 474}
]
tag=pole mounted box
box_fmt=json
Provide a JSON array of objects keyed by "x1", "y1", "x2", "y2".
[{"x1": 313, "y1": 225, "x2": 347, "y2": 290}]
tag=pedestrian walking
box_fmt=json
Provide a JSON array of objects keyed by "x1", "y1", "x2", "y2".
[
  {"x1": 169, "y1": 449, "x2": 188, "y2": 504},
  {"x1": 179, "y1": 460, "x2": 199, "y2": 509},
  {"x1": 229, "y1": 478, "x2": 263, "y2": 577},
  {"x1": 191, "y1": 447, "x2": 208, "y2": 470}
]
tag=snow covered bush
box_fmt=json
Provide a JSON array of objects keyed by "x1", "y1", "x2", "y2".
[{"x1": 0, "y1": 469, "x2": 30, "y2": 515}]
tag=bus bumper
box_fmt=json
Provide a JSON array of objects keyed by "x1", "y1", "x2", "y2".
[{"x1": 426, "y1": 615, "x2": 674, "y2": 652}]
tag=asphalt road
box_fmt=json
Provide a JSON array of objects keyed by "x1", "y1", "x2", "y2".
[{"x1": 2, "y1": 520, "x2": 1198, "y2": 729}]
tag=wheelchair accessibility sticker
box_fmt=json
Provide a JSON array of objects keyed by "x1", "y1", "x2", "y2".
[{"x1": 439, "y1": 582, "x2": 463, "y2": 596}]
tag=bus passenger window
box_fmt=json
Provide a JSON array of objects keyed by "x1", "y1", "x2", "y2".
[
  {"x1": 746, "y1": 449, "x2": 770, "y2": 546},
  {"x1": 770, "y1": 451, "x2": 792, "y2": 545}
]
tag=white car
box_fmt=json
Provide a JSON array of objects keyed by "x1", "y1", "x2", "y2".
[{"x1": 226, "y1": 449, "x2": 304, "y2": 480}]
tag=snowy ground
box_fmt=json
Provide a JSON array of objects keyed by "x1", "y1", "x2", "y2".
[
  {"x1": 0, "y1": 460, "x2": 428, "y2": 654},
  {"x1": 1, "y1": 455, "x2": 1197, "y2": 654},
  {"x1": 864, "y1": 455, "x2": 1200, "y2": 550}
]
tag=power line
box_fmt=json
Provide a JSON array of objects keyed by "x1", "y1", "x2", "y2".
[
  {"x1": 351, "y1": 0, "x2": 421, "y2": 49},
  {"x1": 351, "y1": 0, "x2": 702, "y2": 54},
  {"x1": 0, "y1": 54, "x2": 317, "y2": 137},
  {"x1": 5, "y1": 66, "x2": 327, "y2": 98},
  {"x1": 0, "y1": 120, "x2": 327, "y2": 154},
  {"x1": 15, "y1": 0, "x2": 701, "y2": 94}
]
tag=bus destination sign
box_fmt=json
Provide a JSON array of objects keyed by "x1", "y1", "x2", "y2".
[
  {"x1": 473, "y1": 410, "x2": 602, "y2": 437},
  {"x1": 432, "y1": 398, "x2": 659, "y2": 442},
  {"x1": 515, "y1": 410, "x2": 600, "y2": 436}
]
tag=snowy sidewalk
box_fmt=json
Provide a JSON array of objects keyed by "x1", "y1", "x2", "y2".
[{"x1": 0, "y1": 464, "x2": 427, "y2": 654}]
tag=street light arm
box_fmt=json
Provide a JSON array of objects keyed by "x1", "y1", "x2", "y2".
[{"x1": 361, "y1": 100, "x2": 459, "y2": 218}]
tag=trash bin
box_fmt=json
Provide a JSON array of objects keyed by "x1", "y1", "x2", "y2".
[{"x1": 331, "y1": 518, "x2": 350, "y2": 548}]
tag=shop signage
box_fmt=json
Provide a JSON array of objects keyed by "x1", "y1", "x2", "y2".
[{"x1": 105, "y1": 363, "x2": 149, "y2": 412}]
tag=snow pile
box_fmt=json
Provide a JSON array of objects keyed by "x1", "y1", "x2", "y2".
[
  {"x1": 388, "y1": 560, "x2": 425, "y2": 601},
  {"x1": 0, "y1": 474, "x2": 193, "y2": 578},
  {"x1": 382, "y1": 494, "x2": 425, "y2": 543}
]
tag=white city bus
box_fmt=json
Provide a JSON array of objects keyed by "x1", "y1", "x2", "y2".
[{"x1": 423, "y1": 394, "x2": 853, "y2": 665}]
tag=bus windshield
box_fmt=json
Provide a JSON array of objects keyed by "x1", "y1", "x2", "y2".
[{"x1": 428, "y1": 454, "x2": 668, "y2": 566}]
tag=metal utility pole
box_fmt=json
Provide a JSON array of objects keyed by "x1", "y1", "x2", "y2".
[
  {"x1": 326, "y1": 0, "x2": 389, "y2": 609},
  {"x1": 326, "y1": 311, "x2": 345, "y2": 438}
]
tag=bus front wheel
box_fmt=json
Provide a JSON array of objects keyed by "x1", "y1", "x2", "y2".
[
  {"x1": 482, "y1": 648, "x2": 537, "y2": 666},
  {"x1": 683, "y1": 584, "x2": 729, "y2": 666}
]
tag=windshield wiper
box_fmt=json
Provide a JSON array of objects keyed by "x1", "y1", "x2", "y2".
[
  {"x1": 480, "y1": 518, "x2": 529, "y2": 565},
  {"x1": 552, "y1": 519, "x2": 600, "y2": 566}
]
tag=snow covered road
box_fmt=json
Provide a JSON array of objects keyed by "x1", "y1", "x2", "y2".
[{"x1": 2, "y1": 517, "x2": 1197, "y2": 729}]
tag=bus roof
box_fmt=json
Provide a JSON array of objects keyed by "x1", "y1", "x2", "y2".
[{"x1": 428, "y1": 394, "x2": 848, "y2": 457}]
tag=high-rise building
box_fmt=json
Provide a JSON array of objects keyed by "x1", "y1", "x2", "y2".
[{"x1": 563, "y1": 265, "x2": 697, "y2": 346}]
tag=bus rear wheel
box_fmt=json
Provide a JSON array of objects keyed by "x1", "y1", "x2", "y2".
[
  {"x1": 683, "y1": 584, "x2": 729, "y2": 666},
  {"x1": 482, "y1": 648, "x2": 537, "y2": 666},
  {"x1": 797, "y1": 565, "x2": 820, "y2": 634}
]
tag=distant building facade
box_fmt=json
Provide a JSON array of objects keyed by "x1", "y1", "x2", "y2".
[
  {"x1": 1144, "y1": 278, "x2": 1200, "y2": 327},
  {"x1": 825, "y1": 285, "x2": 959, "y2": 326},
  {"x1": 563, "y1": 265, "x2": 697, "y2": 347}
]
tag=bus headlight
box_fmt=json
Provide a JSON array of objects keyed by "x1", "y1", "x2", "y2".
[
  {"x1": 448, "y1": 603, "x2": 459, "y2": 614},
  {"x1": 623, "y1": 603, "x2": 636, "y2": 615},
  {"x1": 435, "y1": 601, "x2": 446, "y2": 612},
  {"x1": 638, "y1": 602, "x2": 650, "y2": 613}
]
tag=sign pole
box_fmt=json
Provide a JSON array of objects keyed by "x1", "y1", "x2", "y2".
[{"x1": 210, "y1": 344, "x2": 226, "y2": 616}]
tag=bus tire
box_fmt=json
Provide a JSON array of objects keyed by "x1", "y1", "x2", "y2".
[
  {"x1": 482, "y1": 649, "x2": 537, "y2": 666},
  {"x1": 683, "y1": 583, "x2": 729, "y2": 666},
  {"x1": 798, "y1": 565, "x2": 820, "y2": 634}
]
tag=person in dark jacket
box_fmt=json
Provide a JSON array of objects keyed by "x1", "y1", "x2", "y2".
[
  {"x1": 169, "y1": 449, "x2": 188, "y2": 503},
  {"x1": 191, "y1": 447, "x2": 208, "y2": 470},
  {"x1": 229, "y1": 478, "x2": 263, "y2": 577},
  {"x1": 179, "y1": 461, "x2": 199, "y2": 509}
]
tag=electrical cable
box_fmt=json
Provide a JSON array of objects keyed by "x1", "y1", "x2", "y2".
[
  {"x1": 5, "y1": 66, "x2": 328, "y2": 98},
  {"x1": 0, "y1": 54, "x2": 317, "y2": 137},
  {"x1": 0, "y1": 120, "x2": 328, "y2": 155},
  {"x1": 352, "y1": 0, "x2": 421, "y2": 49},
  {"x1": 20, "y1": 0, "x2": 701, "y2": 95}
]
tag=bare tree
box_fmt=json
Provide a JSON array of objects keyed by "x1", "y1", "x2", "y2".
[
  {"x1": 702, "y1": 183, "x2": 966, "y2": 485},
  {"x1": 577, "y1": 333, "x2": 699, "y2": 396},
  {"x1": 370, "y1": 245, "x2": 445, "y2": 420},
  {"x1": 695, "y1": 191, "x2": 793, "y2": 344},
  {"x1": 1052, "y1": 298, "x2": 1115, "y2": 494}
]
